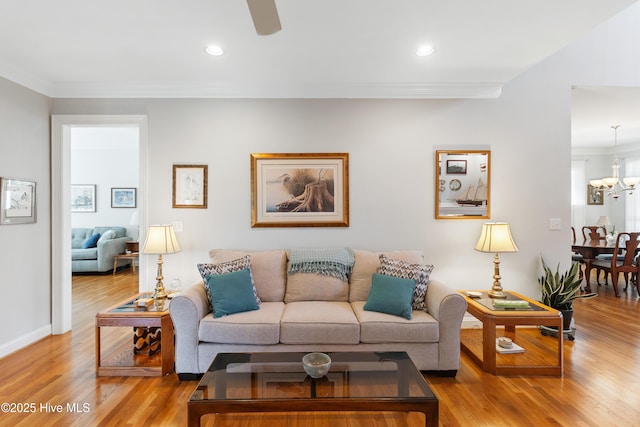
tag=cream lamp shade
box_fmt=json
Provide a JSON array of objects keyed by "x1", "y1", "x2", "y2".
[
  {"x1": 475, "y1": 222, "x2": 518, "y2": 298},
  {"x1": 142, "y1": 225, "x2": 182, "y2": 255},
  {"x1": 142, "y1": 225, "x2": 181, "y2": 302}
]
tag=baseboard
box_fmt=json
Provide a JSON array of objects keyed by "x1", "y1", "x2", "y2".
[{"x1": 0, "y1": 324, "x2": 51, "y2": 359}]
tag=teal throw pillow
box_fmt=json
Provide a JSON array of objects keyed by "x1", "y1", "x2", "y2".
[
  {"x1": 82, "y1": 233, "x2": 101, "y2": 248},
  {"x1": 364, "y1": 273, "x2": 416, "y2": 320},
  {"x1": 206, "y1": 268, "x2": 260, "y2": 318}
]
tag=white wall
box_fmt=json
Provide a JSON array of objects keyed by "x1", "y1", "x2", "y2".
[
  {"x1": 51, "y1": 88, "x2": 572, "y2": 299},
  {"x1": 70, "y1": 127, "x2": 139, "y2": 237},
  {"x1": 0, "y1": 78, "x2": 51, "y2": 357}
]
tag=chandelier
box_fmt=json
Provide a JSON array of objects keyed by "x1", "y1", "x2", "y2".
[{"x1": 589, "y1": 125, "x2": 640, "y2": 199}]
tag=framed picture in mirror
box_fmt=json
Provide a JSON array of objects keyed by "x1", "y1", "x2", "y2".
[{"x1": 435, "y1": 150, "x2": 490, "y2": 219}]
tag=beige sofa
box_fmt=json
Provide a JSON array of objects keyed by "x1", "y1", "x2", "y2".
[{"x1": 169, "y1": 248, "x2": 467, "y2": 380}]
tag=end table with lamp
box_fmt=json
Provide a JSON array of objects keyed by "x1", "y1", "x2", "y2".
[{"x1": 462, "y1": 222, "x2": 563, "y2": 376}]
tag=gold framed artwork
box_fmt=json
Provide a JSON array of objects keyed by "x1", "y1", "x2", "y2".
[
  {"x1": 172, "y1": 164, "x2": 208, "y2": 208},
  {"x1": 587, "y1": 184, "x2": 604, "y2": 205},
  {"x1": 435, "y1": 149, "x2": 491, "y2": 219},
  {"x1": 0, "y1": 177, "x2": 37, "y2": 224},
  {"x1": 250, "y1": 153, "x2": 349, "y2": 227}
]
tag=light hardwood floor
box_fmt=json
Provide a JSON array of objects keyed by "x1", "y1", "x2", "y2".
[{"x1": 0, "y1": 270, "x2": 639, "y2": 426}]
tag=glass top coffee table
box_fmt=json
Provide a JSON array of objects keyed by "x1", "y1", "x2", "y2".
[{"x1": 187, "y1": 351, "x2": 438, "y2": 427}]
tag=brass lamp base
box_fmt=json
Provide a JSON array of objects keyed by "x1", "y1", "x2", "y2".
[
  {"x1": 488, "y1": 253, "x2": 507, "y2": 299},
  {"x1": 152, "y1": 254, "x2": 168, "y2": 302}
]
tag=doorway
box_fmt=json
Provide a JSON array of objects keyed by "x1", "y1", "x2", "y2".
[{"x1": 51, "y1": 115, "x2": 148, "y2": 334}]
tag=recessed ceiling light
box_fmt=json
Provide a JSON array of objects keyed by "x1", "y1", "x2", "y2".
[
  {"x1": 416, "y1": 45, "x2": 436, "y2": 57},
  {"x1": 205, "y1": 45, "x2": 224, "y2": 56}
]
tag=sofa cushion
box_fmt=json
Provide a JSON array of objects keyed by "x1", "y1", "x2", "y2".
[
  {"x1": 71, "y1": 228, "x2": 93, "y2": 249},
  {"x1": 93, "y1": 226, "x2": 128, "y2": 238},
  {"x1": 210, "y1": 249, "x2": 287, "y2": 302},
  {"x1": 98, "y1": 229, "x2": 116, "y2": 243},
  {"x1": 378, "y1": 254, "x2": 434, "y2": 311},
  {"x1": 285, "y1": 267, "x2": 349, "y2": 303},
  {"x1": 206, "y1": 268, "x2": 260, "y2": 318},
  {"x1": 349, "y1": 250, "x2": 424, "y2": 302},
  {"x1": 363, "y1": 273, "x2": 416, "y2": 320},
  {"x1": 198, "y1": 302, "x2": 284, "y2": 345},
  {"x1": 71, "y1": 248, "x2": 98, "y2": 260},
  {"x1": 352, "y1": 301, "x2": 439, "y2": 343},
  {"x1": 82, "y1": 233, "x2": 101, "y2": 249},
  {"x1": 280, "y1": 301, "x2": 360, "y2": 344},
  {"x1": 198, "y1": 256, "x2": 260, "y2": 309}
]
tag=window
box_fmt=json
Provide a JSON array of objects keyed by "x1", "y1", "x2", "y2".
[{"x1": 624, "y1": 157, "x2": 640, "y2": 231}]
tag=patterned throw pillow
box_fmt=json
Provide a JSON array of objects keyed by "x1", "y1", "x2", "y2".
[
  {"x1": 197, "y1": 255, "x2": 261, "y2": 310},
  {"x1": 377, "y1": 254, "x2": 434, "y2": 311}
]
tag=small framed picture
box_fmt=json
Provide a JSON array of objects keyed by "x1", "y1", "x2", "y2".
[
  {"x1": 587, "y1": 184, "x2": 604, "y2": 205},
  {"x1": 111, "y1": 187, "x2": 137, "y2": 208},
  {"x1": 446, "y1": 159, "x2": 467, "y2": 174},
  {"x1": 1, "y1": 177, "x2": 37, "y2": 224},
  {"x1": 173, "y1": 164, "x2": 208, "y2": 208},
  {"x1": 71, "y1": 184, "x2": 96, "y2": 212}
]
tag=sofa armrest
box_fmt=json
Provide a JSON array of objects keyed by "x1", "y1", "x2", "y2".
[
  {"x1": 96, "y1": 236, "x2": 130, "y2": 271},
  {"x1": 425, "y1": 279, "x2": 467, "y2": 371},
  {"x1": 169, "y1": 283, "x2": 210, "y2": 374}
]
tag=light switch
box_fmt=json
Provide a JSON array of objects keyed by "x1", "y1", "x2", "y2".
[
  {"x1": 172, "y1": 221, "x2": 183, "y2": 232},
  {"x1": 549, "y1": 218, "x2": 561, "y2": 231}
]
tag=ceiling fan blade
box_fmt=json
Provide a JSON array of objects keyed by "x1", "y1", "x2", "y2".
[{"x1": 247, "y1": 0, "x2": 281, "y2": 35}]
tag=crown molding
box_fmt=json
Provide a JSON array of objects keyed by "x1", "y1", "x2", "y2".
[{"x1": 45, "y1": 81, "x2": 503, "y2": 99}]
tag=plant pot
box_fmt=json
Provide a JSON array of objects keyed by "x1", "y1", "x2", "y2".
[
  {"x1": 542, "y1": 307, "x2": 573, "y2": 332},
  {"x1": 560, "y1": 308, "x2": 573, "y2": 331}
]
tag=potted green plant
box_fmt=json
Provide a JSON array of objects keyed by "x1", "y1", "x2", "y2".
[{"x1": 538, "y1": 257, "x2": 597, "y2": 331}]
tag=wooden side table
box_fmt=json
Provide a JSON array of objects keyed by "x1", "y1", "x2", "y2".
[
  {"x1": 459, "y1": 290, "x2": 563, "y2": 376},
  {"x1": 113, "y1": 241, "x2": 139, "y2": 276},
  {"x1": 95, "y1": 293, "x2": 174, "y2": 376}
]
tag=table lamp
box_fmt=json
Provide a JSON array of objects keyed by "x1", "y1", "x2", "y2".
[
  {"x1": 595, "y1": 215, "x2": 612, "y2": 234},
  {"x1": 142, "y1": 225, "x2": 182, "y2": 301},
  {"x1": 475, "y1": 222, "x2": 519, "y2": 299}
]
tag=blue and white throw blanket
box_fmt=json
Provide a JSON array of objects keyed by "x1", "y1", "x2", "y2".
[{"x1": 288, "y1": 247, "x2": 355, "y2": 282}]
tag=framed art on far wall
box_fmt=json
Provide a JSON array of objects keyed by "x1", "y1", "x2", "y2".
[
  {"x1": 173, "y1": 164, "x2": 208, "y2": 208},
  {"x1": 587, "y1": 184, "x2": 604, "y2": 205},
  {"x1": 71, "y1": 184, "x2": 96, "y2": 212},
  {"x1": 250, "y1": 152, "x2": 349, "y2": 227},
  {"x1": 111, "y1": 187, "x2": 137, "y2": 208},
  {"x1": 0, "y1": 177, "x2": 37, "y2": 224}
]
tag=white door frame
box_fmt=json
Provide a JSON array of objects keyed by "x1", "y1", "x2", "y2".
[{"x1": 51, "y1": 115, "x2": 148, "y2": 334}]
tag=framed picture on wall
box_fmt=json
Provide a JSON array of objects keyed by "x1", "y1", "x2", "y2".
[
  {"x1": 0, "y1": 177, "x2": 37, "y2": 224},
  {"x1": 587, "y1": 184, "x2": 604, "y2": 205},
  {"x1": 446, "y1": 159, "x2": 467, "y2": 174},
  {"x1": 111, "y1": 187, "x2": 137, "y2": 208},
  {"x1": 250, "y1": 152, "x2": 349, "y2": 227},
  {"x1": 71, "y1": 184, "x2": 96, "y2": 212},
  {"x1": 173, "y1": 164, "x2": 208, "y2": 208}
]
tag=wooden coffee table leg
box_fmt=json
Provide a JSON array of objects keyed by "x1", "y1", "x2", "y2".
[{"x1": 482, "y1": 317, "x2": 497, "y2": 374}]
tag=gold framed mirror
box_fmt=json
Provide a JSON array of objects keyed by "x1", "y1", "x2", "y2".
[{"x1": 435, "y1": 150, "x2": 490, "y2": 219}]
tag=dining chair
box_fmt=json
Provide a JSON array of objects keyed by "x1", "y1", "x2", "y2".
[
  {"x1": 582, "y1": 225, "x2": 606, "y2": 242},
  {"x1": 580, "y1": 225, "x2": 608, "y2": 284},
  {"x1": 591, "y1": 232, "x2": 640, "y2": 297},
  {"x1": 571, "y1": 227, "x2": 585, "y2": 282}
]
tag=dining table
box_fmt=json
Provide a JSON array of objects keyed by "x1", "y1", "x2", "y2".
[{"x1": 571, "y1": 241, "x2": 617, "y2": 292}]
